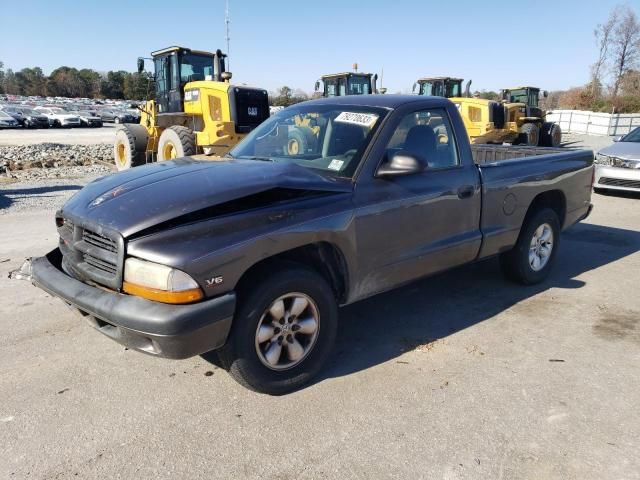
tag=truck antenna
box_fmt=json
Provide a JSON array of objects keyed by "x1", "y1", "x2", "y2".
[{"x1": 225, "y1": 0, "x2": 231, "y2": 70}]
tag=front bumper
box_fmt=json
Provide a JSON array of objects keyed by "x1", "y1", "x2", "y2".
[
  {"x1": 26, "y1": 249, "x2": 235, "y2": 359},
  {"x1": 594, "y1": 165, "x2": 640, "y2": 192}
]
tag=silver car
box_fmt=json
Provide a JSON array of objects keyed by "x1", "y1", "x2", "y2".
[{"x1": 594, "y1": 127, "x2": 640, "y2": 193}]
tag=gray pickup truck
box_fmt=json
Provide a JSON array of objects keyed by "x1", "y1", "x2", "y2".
[{"x1": 21, "y1": 95, "x2": 594, "y2": 394}]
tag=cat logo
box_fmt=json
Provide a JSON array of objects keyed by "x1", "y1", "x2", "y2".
[
  {"x1": 205, "y1": 276, "x2": 224, "y2": 287},
  {"x1": 248, "y1": 106, "x2": 258, "y2": 117}
]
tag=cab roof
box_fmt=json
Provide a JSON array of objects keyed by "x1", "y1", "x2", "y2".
[
  {"x1": 503, "y1": 86, "x2": 540, "y2": 91},
  {"x1": 150, "y1": 46, "x2": 225, "y2": 58},
  {"x1": 297, "y1": 94, "x2": 451, "y2": 110},
  {"x1": 417, "y1": 77, "x2": 463, "y2": 82},
  {"x1": 321, "y1": 72, "x2": 375, "y2": 79}
]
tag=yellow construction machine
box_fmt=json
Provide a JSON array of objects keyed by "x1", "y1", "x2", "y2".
[
  {"x1": 413, "y1": 76, "x2": 471, "y2": 98},
  {"x1": 500, "y1": 86, "x2": 561, "y2": 147},
  {"x1": 315, "y1": 67, "x2": 379, "y2": 97},
  {"x1": 114, "y1": 46, "x2": 270, "y2": 170},
  {"x1": 414, "y1": 76, "x2": 561, "y2": 147}
]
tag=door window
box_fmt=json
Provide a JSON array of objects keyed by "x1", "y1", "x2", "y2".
[{"x1": 386, "y1": 109, "x2": 459, "y2": 169}]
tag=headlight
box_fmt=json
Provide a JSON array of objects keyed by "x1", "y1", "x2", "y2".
[
  {"x1": 594, "y1": 153, "x2": 610, "y2": 165},
  {"x1": 123, "y1": 257, "x2": 203, "y2": 304}
]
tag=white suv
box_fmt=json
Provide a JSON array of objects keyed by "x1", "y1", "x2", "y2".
[{"x1": 34, "y1": 107, "x2": 81, "y2": 128}]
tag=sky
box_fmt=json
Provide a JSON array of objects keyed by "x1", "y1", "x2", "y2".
[{"x1": 0, "y1": 0, "x2": 634, "y2": 94}]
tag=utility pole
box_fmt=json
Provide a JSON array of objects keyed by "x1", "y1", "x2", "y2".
[{"x1": 225, "y1": 0, "x2": 231, "y2": 70}]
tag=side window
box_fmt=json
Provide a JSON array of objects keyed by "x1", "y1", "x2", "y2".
[
  {"x1": 170, "y1": 54, "x2": 180, "y2": 90},
  {"x1": 154, "y1": 58, "x2": 166, "y2": 94},
  {"x1": 338, "y1": 78, "x2": 347, "y2": 96},
  {"x1": 385, "y1": 108, "x2": 459, "y2": 169}
]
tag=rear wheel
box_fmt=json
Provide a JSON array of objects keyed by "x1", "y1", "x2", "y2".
[
  {"x1": 541, "y1": 122, "x2": 562, "y2": 147},
  {"x1": 157, "y1": 126, "x2": 197, "y2": 161},
  {"x1": 113, "y1": 125, "x2": 148, "y2": 171},
  {"x1": 519, "y1": 123, "x2": 540, "y2": 146},
  {"x1": 216, "y1": 266, "x2": 338, "y2": 395},
  {"x1": 500, "y1": 208, "x2": 560, "y2": 285}
]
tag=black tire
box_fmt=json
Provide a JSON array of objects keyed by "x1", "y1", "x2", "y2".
[
  {"x1": 157, "y1": 126, "x2": 197, "y2": 161},
  {"x1": 500, "y1": 208, "x2": 560, "y2": 285},
  {"x1": 287, "y1": 127, "x2": 313, "y2": 155},
  {"x1": 114, "y1": 125, "x2": 148, "y2": 171},
  {"x1": 53, "y1": 120, "x2": 61, "y2": 128},
  {"x1": 216, "y1": 265, "x2": 338, "y2": 395},
  {"x1": 519, "y1": 123, "x2": 540, "y2": 146},
  {"x1": 541, "y1": 122, "x2": 562, "y2": 147}
]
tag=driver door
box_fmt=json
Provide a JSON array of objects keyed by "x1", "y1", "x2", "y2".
[{"x1": 352, "y1": 108, "x2": 482, "y2": 300}]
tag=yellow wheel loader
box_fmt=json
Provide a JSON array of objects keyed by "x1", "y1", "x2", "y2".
[
  {"x1": 114, "y1": 46, "x2": 270, "y2": 170},
  {"x1": 501, "y1": 86, "x2": 562, "y2": 147},
  {"x1": 314, "y1": 70, "x2": 378, "y2": 97},
  {"x1": 413, "y1": 76, "x2": 471, "y2": 98},
  {"x1": 413, "y1": 76, "x2": 519, "y2": 144}
]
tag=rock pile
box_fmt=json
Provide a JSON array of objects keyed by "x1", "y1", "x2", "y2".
[{"x1": 0, "y1": 143, "x2": 114, "y2": 172}]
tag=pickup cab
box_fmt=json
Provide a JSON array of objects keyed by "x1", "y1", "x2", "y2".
[{"x1": 21, "y1": 95, "x2": 594, "y2": 394}]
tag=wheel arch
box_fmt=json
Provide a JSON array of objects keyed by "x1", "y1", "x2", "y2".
[
  {"x1": 524, "y1": 189, "x2": 567, "y2": 229},
  {"x1": 235, "y1": 242, "x2": 349, "y2": 304}
]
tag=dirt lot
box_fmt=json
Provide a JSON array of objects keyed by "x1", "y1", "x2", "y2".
[
  {"x1": 0, "y1": 124, "x2": 116, "y2": 146},
  {"x1": 1, "y1": 162, "x2": 639, "y2": 479}
]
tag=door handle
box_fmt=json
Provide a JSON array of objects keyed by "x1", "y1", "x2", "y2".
[{"x1": 457, "y1": 185, "x2": 475, "y2": 199}]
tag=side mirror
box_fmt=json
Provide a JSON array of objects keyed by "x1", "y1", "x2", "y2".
[
  {"x1": 543, "y1": 90, "x2": 549, "y2": 98},
  {"x1": 377, "y1": 151, "x2": 425, "y2": 177},
  {"x1": 412, "y1": 82, "x2": 417, "y2": 93},
  {"x1": 314, "y1": 81, "x2": 320, "y2": 92},
  {"x1": 137, "y1": 58, "x2": 144, "y2": 73},
  {"x1": 613, "y1": 135, "x2": 623, "y2": 142}
]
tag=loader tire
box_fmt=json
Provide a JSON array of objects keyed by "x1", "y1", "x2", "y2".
[
  {"x1": 157, "y1": 126, "x2": 197, "y2": 161},
  {"x1": 541, "y1": 122, "x2": 562, "y2": 147},
  {"x1": 114, "y1": 125, "x2": 147, "y2": 171},
  {"x1": 519, "y1": 123, "x2": 540, "y2": 146}
]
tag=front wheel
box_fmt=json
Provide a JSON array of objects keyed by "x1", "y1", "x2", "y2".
[
  {"x1": 216, "y1": 266, "x2": 338, "y2": 395},
  {"x1": 519, "y1": 123, "x2": 540, "y2": 146},
  {"x1": 500, "y1": 208, "x2": 560, "y2": 285}
]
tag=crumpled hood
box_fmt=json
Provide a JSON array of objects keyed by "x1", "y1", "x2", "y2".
[
  {"x1": 599, "y1": 142, "x2": 640, "y2": 160},
  {"x1": 60, "y1": 158, "x2": 351, "y2": 238}
]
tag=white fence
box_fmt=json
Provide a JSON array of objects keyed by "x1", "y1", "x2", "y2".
[{"x1": 547, "y1": 110, "x2": 640, "y2": 136}]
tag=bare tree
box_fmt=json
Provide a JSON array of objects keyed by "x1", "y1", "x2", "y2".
[
  {"x1": 591, "y1": 10, "x2": 617, "y2": 97},
  {"x1": 611, "y1": 5, "x2": 640, "y2": 98}
]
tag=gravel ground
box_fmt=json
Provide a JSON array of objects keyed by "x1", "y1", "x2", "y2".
[
  {"x1": 0, "y1": 132, "x2": 638, "y2": 478},
  {"x1": 1, "y1": 184, "x2": 638, "y2": 479},
  {"x1": 0, "y1": 168, "x2": 111, "y2": 214}
]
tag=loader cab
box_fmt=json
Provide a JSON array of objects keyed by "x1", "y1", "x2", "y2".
[
  {"x1": 414, "y1": 77, "x2": 465, "y2": 98},
  {"x1": 501, "y1": 87, "x2": 548, "y2": 108},
  {"x1": 149, "y1": 46, "x2": 226, "y2": 114},
  {"x1": 316, "y1": 72, "x2": 378, "y2": 97}
]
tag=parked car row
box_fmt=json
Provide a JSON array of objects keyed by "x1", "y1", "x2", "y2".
[{"x1": 0, "y1": 102, "x2": 141, "y2": 129}]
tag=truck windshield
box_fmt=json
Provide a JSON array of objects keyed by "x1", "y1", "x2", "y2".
[
  {"x1": 348, "y1": 76, "x2": 371, "y2": 95},
  {"x1": 506, "y1": 89, "x2": 529, "y2": 104},
  {"x1": 445, "y1": 81, "x2": 461, "y2": 97},
  {"x1": 229, "y1": 105, "x2": 388, "y2": 178},
  {"x1": 180, "y1": 53, "x2": 215, "y2": 82},
  {"x1": 419, "y1": 81, "x2": 443, "y2": 97}
]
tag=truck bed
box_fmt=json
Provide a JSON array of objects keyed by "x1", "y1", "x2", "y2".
[
  {"x1": 471, "y1": 144, "x2": 567, "y2": 164},
  {"x1": 473, "y1": 145, "x2": 594, "y2": 261}
]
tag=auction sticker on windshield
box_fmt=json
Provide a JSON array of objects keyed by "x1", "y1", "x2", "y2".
[{"x1": 335, "y1": 112, "x2": 378, "y2": 128}]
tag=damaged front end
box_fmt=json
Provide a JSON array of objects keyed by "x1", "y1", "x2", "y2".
[{"x1": 9, "y1": 258, "x2": 34, "y2": 283}]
